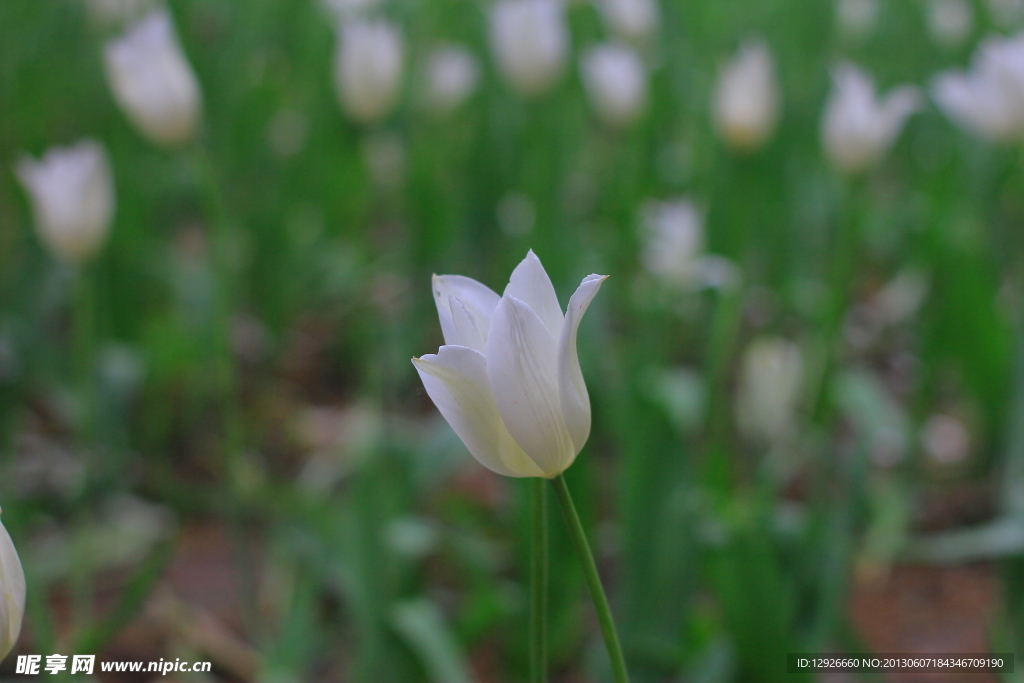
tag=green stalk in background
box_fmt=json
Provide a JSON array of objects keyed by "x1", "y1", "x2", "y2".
[
  {"x1": 530, "y1": 478, "x2": 548, "y2": 683},
  {"x1": 550, "y1": 475, "x2": 630, "y2": 683}
]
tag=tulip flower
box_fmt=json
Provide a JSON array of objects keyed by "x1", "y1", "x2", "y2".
[
  {"x1": 926, "y1": 0, "x2": 974, "y2": 49},
  {"x1": 713, "y1": 39, "x2": 781, "y2": 152},
  {"x1": 835, "y1": 0, "x2": 880, "y2": 41},
  {"x1": 821, "y1": 63, "x2": 921, "y2": 174},
  {"x1": 334, "y1": 19, "x2": 405, "y2": 124},
  {"x1": 104, "y1": 9, "x2": 203, "y2": 148},
  {"x1": 489, "y1": 0, "x2": 569, "y2": 97},
  {"x1": 15, "y1": 140, "x2": 115, "y2": 264},
  {"x1": 580, "y1": 44, "x2": 647, "y2": 127},
  {"x1": 0, "y1": 514, "x2": 25, "y2": 662},
  {"x1": 413, "y1": 251, "x2": 606, "y2": 478},
  {"x1": 596, "y1": 0, "x2": 659, "y2": 43},
  {"x1": 639, "y1": 198, "x2": 704, "y2": 285},
  {"x1": 736, "y1": 337, "x2": 803, "y2": 443},
  {"x1": 423, "y1": 45, "x2": 480, "y2": 115}
]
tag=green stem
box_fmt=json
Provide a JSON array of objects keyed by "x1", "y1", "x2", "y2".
[
  {"x1": 73, "y1": 264, "x2": 95, "y2": 447},
  {"x1": 549, "y1": 475, "x2": 629, "y2": 683},
  {"x1": 530, "y1": 478, "x2": 548, "y2": 683}
]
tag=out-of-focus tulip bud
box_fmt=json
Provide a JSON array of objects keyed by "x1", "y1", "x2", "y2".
[
  {"x1": 490, "y1": 0, "x2": 569, "y2": 97},
  {"x1": 596, "y1": 0, "x2": 659, "y2": 43},
  {"x1": 713, "y1": 39, "x2": 781, "y2": 152},
  {"x1": 926, "y1": 0, "x2": 974, "y2": 49},
  {"x1": 736, "y1": 337, "x2": 803, "y2": 443},
  {"x1": 0, "y1": 514, "x2": 25, "y2": 662},
  {"x1": 921, "y1": 413, "x2": 971, "y2": 465},
  {"x1": 639, "y1": 198, "x2": 703, "y2": 285},
  {"x1": 423, "y1": 45, "x2": 480, "y2": 115},
  {"x1": 836, "y1": 0, "x2": 880, "y2": 41},
  {"x1": 580, "y1": 44, "x2": 647, "y2": 127},
  {"x1": 334, "y1": 19, "x2": 405, "y2": 124},
  {"x1": 821, "y1": 63, "x2": 920, "y2": 174},
  {"x1": 931, "y1": 33, "x2": 1024, "y2": 141},
  {"x1": 15, "y1": 140, "x2": 115, "y2": 264},
  {"x1": 104, "y1": 9, "x2": 202, "y2": 148},
  {"x1": 413, "y1": 251, "x2": 606, "y2": 478}
]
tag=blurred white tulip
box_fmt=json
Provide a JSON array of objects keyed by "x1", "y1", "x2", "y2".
[
  {"x1": 334, "y1": 19, "x2": 405, "y2": 124},
  {"x1": 736, "y1": 337, "x2": 803, "y2": 443},
  {"x1": 82, "y1": 0, "x2": 154, "y2": 27},
  {"x1": 931, "y1": 33, "x2": 1024, "y2": 141},
  {"x1": 580, "y1": 44, "x2": 647, "y2": 127},
  {"x1": 926, "y1": 0, "x2": 974, "y2": 49},
  {"x1": 104, "y1": 9, "x2": 202, "y2": 148},
  {"x1": 713, "y1": 39, "x2": 780, "y2": 152},
  {"x1": 639, "y1": 198, "x2": 704, "y2": 285},
  {"x1": 0, "y1": 515, "x2": 25, "y2": 662},
  {"x1": 423, "y1": 45, "x2": 480, "y2": 115},
  {"x1": 821, "y1": 63, "x2": 921, "y2": 174},
  {"x1": 15, "y1": 140, "x2": 115, "y2": 264},
  {"x1": 988, "y1": 0, "x2": 1024, "y2": 28},
  {"x1": 490, "y1": 0, "x2": 569, "y2": 97},
  {"x1": 413, "y1": 251, "x2": 606, "y2": 477},
  {"x1": 836, "y1": 0, "x2": 880, "y2": 41},
  {"x1": 921, "y1": 413, "x2": 971, "y2": 465},
  {"x1": 597, "y1": 0, "x2": 659, "y2": 43},
  {"x1": 321, "y1": 0, "x2": 382, "y2": 22}
]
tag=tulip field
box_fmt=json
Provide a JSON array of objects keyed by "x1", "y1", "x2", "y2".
[{"x1": 3, "y1": 0, "x2": 1024, "y2": 680}]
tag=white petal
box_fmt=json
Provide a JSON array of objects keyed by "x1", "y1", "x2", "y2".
[
  {"x1": 413, "y1": 346, "x2": 544, "y2": 477},
  {"x1": 503, "y1": 250, "x2": 564, "y2": 339},
  {"x1": 558, "y1": 274, "x2": 607, "y2": 457},
  {"x1": 432, "y1": 274, "x2": 501, "y2": 345},
  {"x1": 0, "y1": 520, "x2": 24, "y2": 660},
  {"x1": 486, "y1": 296, "x2": 574, "y2": 475},
  {"x1": 449, "y1": 296, "x2": 487, "y2": 353}
]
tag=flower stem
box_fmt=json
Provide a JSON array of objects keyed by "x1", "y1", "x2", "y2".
[
  {"x1": 530, "y1": 477, "x2": 548, "y2": 683},
  {"x1": 550, "y1": 474, "x2": 629, "y2": 683}
]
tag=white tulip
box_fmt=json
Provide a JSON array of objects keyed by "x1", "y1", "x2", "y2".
[
  {"x1": 926, "y1": 0, "x2": 974, "y2": 49},
  {"x1": 821, "y1": 63, "x2": 920, "y2": 174},
  {"x1": 104, "y1": 9, "x2": 202, "y2": 148},
  {"x1": 0, "y1": 515, "x2": 25, "y2": 662},
  {"x1": 639, "y1": 198, "x2": 703, "y2": 285},
  {"x1": 334, "y1": 20, "x2": 404, "y2": 124},
  {"x1": 713, "y1": 39, "x2": 780, "y2": 152},
  {"x1": 736, "y1": 337, "x2": 803, "y2": 443},
  {"x1": 15, "y1": 140, "x2": 115, "y2": 264},
  {"x1": 596, "y1": 0, "x2": 659, "y2": 43},
  {"x1": 423, "y1": 45, "x2": 480, "y2": 115},
  {"x1": 490, "y1": 0, "x2": 569, "y2": 97},
  {"x1": 931, "y1": 33, "x2": 1024, "y2": 141},
  {"x1": 580, "y1": 44, "x2": 647, "y2": 127},
  {"x1": 836, "y1": 0, "x2": 880, "y2": 41},
  {"x1": 413, "y1": 251, "x2": 606, "y2": 477}
]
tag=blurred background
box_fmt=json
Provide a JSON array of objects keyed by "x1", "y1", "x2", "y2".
[{"x1": 2, "y1": 0, "x2": 1024, "y2": 680}]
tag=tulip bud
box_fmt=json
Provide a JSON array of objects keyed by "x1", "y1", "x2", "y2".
[
  {"x1": 713, "y1": 39, "x2": 781, "y2": 152},
  {"x1": 15, "y1": 140, "x2": 115, "y2": 264},
  {"x1": 639, "y1": 198, "x2": 703, "y2": 285},
  {"x1": 736, "y1": 337, "x2": 803, "y2": 443},
  {"x1": 104, "y1": 9, "x2": 203, "y2": 148},
  {"x1": 333, "y1": 19, "x2": 405, "y2": 124},
  {"x1": 821, "y1": 63, "x2": 920, "y2": 174},
  {"x1": 490, "y1": 0, "x2": 569, "y2": 97},
  {"x1": 836, "y1": 0, "x2": 880, "y2": 41},
  {"x1": 580, "y1": 44, "x2": 647, "y2": 127},
  {"x1": 422, "y1": 45, "x2": 480, "y2": 115},
  {"x1": 926, "y1": 0, "x2": 974, "y2": 49},
  {"x1": 413, "y1": 251, "x2": 606, "y2": 478},
  {"x1": 596, "y1": 0, "x2": 659, "y2": 43},
  {"x1": 0, "y1": 514, "x2": 25, "y2": 662}
]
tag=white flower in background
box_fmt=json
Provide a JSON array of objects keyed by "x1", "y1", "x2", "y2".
[
  {"x1": 639, "y1": 198, "x2": 703, "y2": 285},
  {"x1": 104, "y1": 9, "x2": 202, "y2": 148},
  {"x1": 82, "y1": 0, "x2": 155, "y2": 27},
  {"x1": 0, "y1": 514, "x2": 25, "y2": 662},
  {"x1": 423, "y1": 45, "x2": 480, "y2": 115},
  {"x1": 921, "y1": 413, "x2": 971, "y2": 465},
  {"x1": 713, "y1": 39, "x2": 781, "y2": 152},
  {"x1": 926, "y1": 0, "x2": 974, "y2": 49},
  {"x1": 736, "y1": 337, "x2": 803, "y2": 443},
  {"x1": 321, "y1": 0, "x2": 382, "y2": 22},
  {"x1": 334, "y1": 19, "x2": 405, "y2": 124},
  {"x1": 15, "y1": 140, "x2": 115, "y2": 264},
  {"x1": 580, "y1": 44, "x2": 647, "y2": 127},
  {"x1": 490, "y1": 0, "x2": 569, "y2": 97},
  {"x1": 931, "y1": 33, "x2": 1024, "y2": 141},
  {"x1": 836, "y1": 0, "x2": 880, "y2": 41},
  {"x1": 821, "y1": 63, "x2": 921, "y2": 174},
  {"x1": 413, "y1": 251, "x2": 607, "y2": 477},
  {"x1": 988, "y1": 0, "x2": 1024, "y2": 28},
  {"x1": 597, "y1": 0, "x2": 659, "y2": 43}
]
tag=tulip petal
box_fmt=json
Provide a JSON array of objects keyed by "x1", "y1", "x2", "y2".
[
  {"x1": 449, "y1": 296, "x2": 487, "y2": 353},
  {"x1": 413, "y1": 346, "x2": 544, "y2": 477},
  {"x1": 558, "y1": 274, "x2": 607, "y2": 456},
  {"x1": 486, "y1": 296, "x2": 574, "y2": 475},
  {"x1": 432, "y1": 275, "x2": 501, "y2": 346},
  {"x1": 0, "y1": 520, "x2": 24, "y2": 659},
  {"x1": 503, "y1": 250, "x2": 564, "y2": 339}
]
